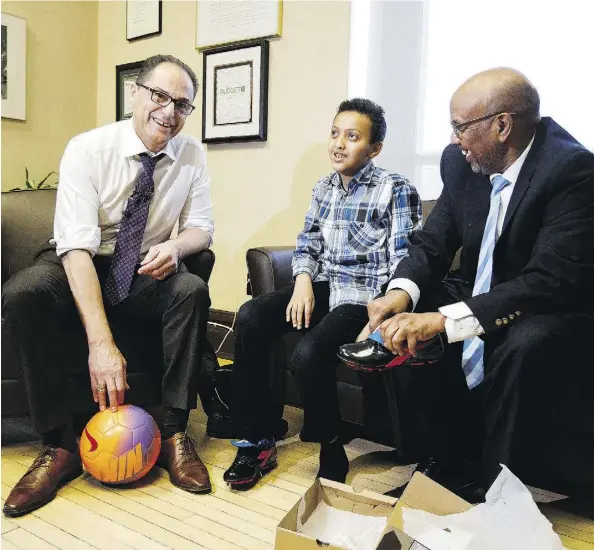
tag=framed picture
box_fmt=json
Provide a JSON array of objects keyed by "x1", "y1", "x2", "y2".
[
  {"x1": 126, "y1": 0, "x2": 162, "y2": 41},
  {"x1": 202, "y1": 40, "x2": 269, "y2": 144},
  {"x1": 196, "y1": 0, "x2": 282, "y2": 49},
  {"x1": 1, "y1": 13, "x2": 26, "y2": 121},
  {"x1": 116, "y1": 61, "x2": 143, "y2": 121}
]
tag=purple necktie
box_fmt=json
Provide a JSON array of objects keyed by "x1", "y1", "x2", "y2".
[{"x1": 104, "y1": 153, "x2": 162, "y2": 307}]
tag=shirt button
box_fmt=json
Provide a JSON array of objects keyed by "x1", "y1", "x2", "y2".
[
  {"x1": 515, "y1": 311, "x2": 522, "y2": 316},
  {"x1": 502, "y1": 318, "x2": 509, "y2": 325},
  {"x1": 509, "y1": 314, "x2": 515, "y2": 321},
  {"x1": 496, "y1": 319, "x2": 503, "y2": 326}
]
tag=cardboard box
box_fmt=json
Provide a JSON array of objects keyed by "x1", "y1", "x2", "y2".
[
  {"x1": 275, "y1": 473, "x2": 473, "y2": 550},
  {"x1": 275, "y1": 477, "x2": 397, "y2": 550}
]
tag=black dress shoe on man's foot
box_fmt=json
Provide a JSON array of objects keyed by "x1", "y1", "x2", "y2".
[
  {"x1": 223, "y1": 439, "x2": 277, "y2": 490},
  {"x1": 385, "y1": 457, "x2": 482, "y2": 500},
  {"x1": 317, "y1": 442, "x2": 349, "y2": 483},
  {"x1": 338, "y1": 332, "x2": 444, "y2": 372}
]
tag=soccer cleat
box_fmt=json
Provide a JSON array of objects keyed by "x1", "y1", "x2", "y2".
[
  {"x1": 338, "y1": 329, "x2": 444, "y2": 372},
  {"x1": 223, "y1": 439, "x2": 277, "y2": 490}
]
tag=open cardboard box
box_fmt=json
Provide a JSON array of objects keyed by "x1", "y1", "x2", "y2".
[{"x1": 275, "y1": 473, "x2": 473, "y2": 550}]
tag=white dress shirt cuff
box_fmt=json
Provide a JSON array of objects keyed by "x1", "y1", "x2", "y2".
[
  {"x1": 386, "y1": 278, "x2": 420, "y2": 310},
  {"x1": 439, "y1": 301, "x2": 485, "y2": 342}
]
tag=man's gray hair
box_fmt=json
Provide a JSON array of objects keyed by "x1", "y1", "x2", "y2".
[{"x1": 136, "y1": 54, "x2": 198, "y2": 99}]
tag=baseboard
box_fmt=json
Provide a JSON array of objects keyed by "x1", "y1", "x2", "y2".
[{"x1": 208, "y1": 309, "x2": 235, "y2": 360}]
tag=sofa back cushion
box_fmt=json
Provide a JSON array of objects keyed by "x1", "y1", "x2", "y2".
[{"x1": 1, "y1": 189, "x2": 56, "y2": 281}]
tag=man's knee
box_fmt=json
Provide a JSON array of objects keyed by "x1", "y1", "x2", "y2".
[
  {"x1": 234, "y1": 296, "x2": 270, "y2": 335},
  {"x1": 169, "y1": 273, "x2": 210, "y2": 311},
  {"x1": 3, "y1": 264, "x2": 65, "y2": 312}
]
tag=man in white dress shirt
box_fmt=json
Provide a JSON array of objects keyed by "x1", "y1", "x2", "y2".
[
  {"x1": 3, "y1": 54, "x2": 215, "y2": 517},
  {"x1": 360, "y1": 68, "x2": 594, "y2": 499}
]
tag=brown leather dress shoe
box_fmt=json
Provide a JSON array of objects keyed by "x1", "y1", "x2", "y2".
[
  {"x1": 3, "y1": 446, "x2": 83, "y2": 517},
  {"x1": 157, "y1": 433, "x2": 211, "y2": 494}
]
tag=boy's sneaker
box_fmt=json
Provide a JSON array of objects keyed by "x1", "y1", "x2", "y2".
[{"x1": 223, "y1": 439, "x2": 277, "y2": 490}]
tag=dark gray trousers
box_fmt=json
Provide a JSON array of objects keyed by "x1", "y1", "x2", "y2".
[{"x1": 2, "y1": 250, "x2": 210, "y2": 434}]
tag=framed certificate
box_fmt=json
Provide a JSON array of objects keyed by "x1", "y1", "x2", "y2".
[
  {"x1": 1, "y1": 13, "x2": 27, "y2": 120},
  {"x1": 202, "y1": 40, "x2": 269, "y2": 144},
  {"x1": 196, "y1": 0, "x2": 282, "y2": 49},
  {"x1": 126, "y1": 0, "x2": 162, "y2": 41},
  {"x1": 115, "y1": 61, "x2": 143, "y2": 121}
]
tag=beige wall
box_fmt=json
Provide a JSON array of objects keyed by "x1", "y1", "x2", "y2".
[
  {"x1": 97, "y1": 1, "x2": 350, "y2": 311},
  {"x1": 1, "y1": 1, "x2": 98, "y2": 191}
]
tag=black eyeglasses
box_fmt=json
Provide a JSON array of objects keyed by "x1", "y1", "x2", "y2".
[
  {"x1": 137, "y1": 83, "x2": 195, "y2": 116},
  {"x1": 451, "y1": 111, "x2": 517, "y2": 139}
]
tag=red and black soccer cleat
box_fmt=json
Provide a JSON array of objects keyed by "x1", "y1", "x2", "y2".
[
  {"x1": 223, "y1": 439, "x2": 277, "y2": 490},
  {"x1": 338, "y1": 330, "x2": 444, "y2": 372}
]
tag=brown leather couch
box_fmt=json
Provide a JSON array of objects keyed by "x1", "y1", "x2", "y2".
[
  {"x1": 1, "y1": 189, "x2": 215, "y2": 418},
  {"x1": 245, "y1": 201, "x2": 594, "y2": 495}
]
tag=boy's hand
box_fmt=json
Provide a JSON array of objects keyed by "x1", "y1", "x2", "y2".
[{"x1": 286, "y1": 274, "x2": 315, "y2": 329}]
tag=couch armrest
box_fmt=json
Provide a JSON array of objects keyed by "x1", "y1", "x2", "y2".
[
  {"x1": 246, "y1": 247, "x2": 294, "y2": 297},
  {"x1": 183, "y1": 248, "x2": 215, "y2": 284}
]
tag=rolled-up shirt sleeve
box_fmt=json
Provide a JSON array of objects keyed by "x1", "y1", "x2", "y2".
[
  {"x1": 178, "y1": 148, "x2": 214, "y2": 246},
  {"x1": 54, "y1": 140, "x2": 101, "y2": 257}
]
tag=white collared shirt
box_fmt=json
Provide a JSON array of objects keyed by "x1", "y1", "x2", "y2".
[
  {"x1": 388, "y1": 137, "x2": 534, "y2": 342},
  {"x1": 53, "y1": 119, "x2": 214, "y2": 259}
]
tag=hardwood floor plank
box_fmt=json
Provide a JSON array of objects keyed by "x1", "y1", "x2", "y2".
[
  {"x1": 70, "y1": 475, "x2": 269, "y2": 550},
  {"x1": 135, "y1": 483, "x2": 275, "y2": 543},
  {"x1": 0, "y1": 489, "x2": 94, "y2": 550},
  {"x1": 66, "y1": 474, "x2": 243, "y2": 550},
  {"x1": 2, "y1": 526, "x2": 59, "y2": 550},
  {"x1": 2, "y1": 514, "x2": 19, "y2": 535},
  {"x1": 1, "y1": 537, "x2": 23, "y2": 550}
]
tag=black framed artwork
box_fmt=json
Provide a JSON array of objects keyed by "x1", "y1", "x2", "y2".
[
  {"x1": 126, "y1": 0, "x2": 162, "y2": 41},
  {"x1": 115, "y1": 61, "x2": 143, "y2": 121},
  {"x1": 201, "y1": 40, "x2": 269, "y2": 144}
]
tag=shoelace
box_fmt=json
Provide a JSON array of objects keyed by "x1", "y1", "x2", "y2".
[
  {"x1": 26, "y1": 447, "x2": 59, "y2": 475},
  {"x1": 175, "y1": 435, "x2": 199, "y2": 462}
]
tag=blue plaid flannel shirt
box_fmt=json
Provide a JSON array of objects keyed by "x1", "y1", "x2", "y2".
[{"x1": 292, "y1": 161, "x2": 422, "y2": 310}]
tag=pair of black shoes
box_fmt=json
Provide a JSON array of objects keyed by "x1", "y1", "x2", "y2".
[{"x1": 338, "y1": 332, "x2": 445, "y2": 372}]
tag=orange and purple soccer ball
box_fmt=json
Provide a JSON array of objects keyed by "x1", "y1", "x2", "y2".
[{"x1": 80, "y1": 404, "x2": 161, "y2": 484}]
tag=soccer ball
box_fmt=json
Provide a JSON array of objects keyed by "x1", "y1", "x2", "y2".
[{"x1": 80, "y1": 404, "x2": 161, "y2": 484}]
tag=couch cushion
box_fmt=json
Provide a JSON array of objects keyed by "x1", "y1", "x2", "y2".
[{"x1": 1, "y1": 189, "x2": 56, "y2": 280}]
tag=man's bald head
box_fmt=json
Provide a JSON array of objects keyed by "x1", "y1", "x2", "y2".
[
  {"x1": 450, "y1": 68, "x2": 540, "y2": 175},
  {"x1": 454, "y1": 68, "x2": 540, "y2": 129}
]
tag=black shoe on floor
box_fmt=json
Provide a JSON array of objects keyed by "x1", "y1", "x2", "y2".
[
  {"x1": 385, "y1": 457, "x2": 482, "y2": 501},
  {"x1": 223, "y1": 439, "x2": 277, "y2": 490},
  {"x1": 317, "y1": 442, "x2": 349, "y2": 483}
]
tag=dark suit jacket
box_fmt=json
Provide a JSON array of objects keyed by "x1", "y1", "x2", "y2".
[{"x1": 390, "y1": 117, "x2": 594, "y2": 334}]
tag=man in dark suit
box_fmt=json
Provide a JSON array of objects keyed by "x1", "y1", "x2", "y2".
[{"x1": 362, "y1": 68, "x2": 594, "y2": 497}]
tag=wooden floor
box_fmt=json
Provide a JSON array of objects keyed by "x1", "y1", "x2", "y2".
[{"x1": 2, "y1": 404, "x2": 593, "y2": 550}]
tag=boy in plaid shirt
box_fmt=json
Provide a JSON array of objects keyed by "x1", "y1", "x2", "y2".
[{"x1": 224, "y1": 98, "x2": 422, "y2": 489}]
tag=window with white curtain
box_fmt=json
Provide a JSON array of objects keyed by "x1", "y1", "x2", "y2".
[{"x1": 350, "y1": 0, "x2": 594, "y2": 199}]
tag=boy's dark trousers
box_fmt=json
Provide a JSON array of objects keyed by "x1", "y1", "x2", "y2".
[{"x1": 230, "y1": 281, "x2": 368, "y2": 443}]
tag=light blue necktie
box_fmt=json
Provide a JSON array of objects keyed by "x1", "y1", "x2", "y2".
[{"x1": 461, "y1": 175, "x2": 510, "y2": 389}]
